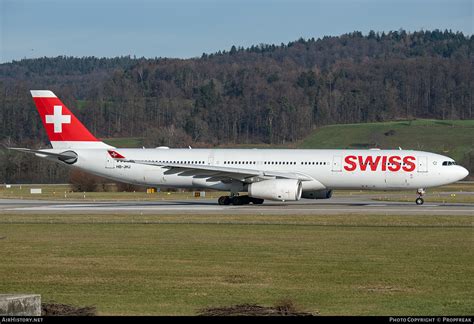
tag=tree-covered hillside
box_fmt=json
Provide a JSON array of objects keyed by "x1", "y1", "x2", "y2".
[
  {"x1": 1, "y1": 29, "x2": 472, "y2": 145},
  {"x1": 0, "y1": 29, "x2": 472, "y2": 182}
]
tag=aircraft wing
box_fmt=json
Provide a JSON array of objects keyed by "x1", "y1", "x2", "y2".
[{"x1": 123, "y1": 159, "x2": 313, "y2": 183}]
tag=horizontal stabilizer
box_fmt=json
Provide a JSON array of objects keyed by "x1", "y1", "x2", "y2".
[{"x1": 7, "y1": 147, "x2": 78, "y2": 164}]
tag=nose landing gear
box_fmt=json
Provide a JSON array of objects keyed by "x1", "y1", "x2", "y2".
[{"x1": 415, "y1": 188, "x2": 425, "y2": 205}]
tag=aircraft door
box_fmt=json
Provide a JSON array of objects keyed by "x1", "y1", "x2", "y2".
[
  {"x1": 417, "y1": 156, "x2": 428, "y2": 173},
  {"x1": 208, "y1": 151, "x2": 215, "y2": 166},
  {"x1": 105, "y1": 153, "x2": 115, "y2": 169},
  {"x1": 332, "y1": 156, "x2": 342, "y2": 172}
]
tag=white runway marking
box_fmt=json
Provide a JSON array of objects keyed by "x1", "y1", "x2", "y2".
[
  {"x1": 4, "y1": 205, "x2": 473, "y2": 215},
  {"x1": 7, "y1": 205, "x2": 227, "y2": 211},
  {"x1": 1, "y1": 198, "x2": 472, "y2": 215}
]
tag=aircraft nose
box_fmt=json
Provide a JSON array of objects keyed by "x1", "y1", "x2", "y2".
[{"x1": 457, "y1": 166, "x2": 469, "y2": 181}]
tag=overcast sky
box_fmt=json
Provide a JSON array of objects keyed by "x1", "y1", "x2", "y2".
[{"x1": 1, "y1": 0, "x2": 472, "y2": 63}]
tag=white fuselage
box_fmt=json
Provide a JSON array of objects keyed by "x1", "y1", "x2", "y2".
[{"x1": 52, "y1": 148, "x2": 468, "y2": 193}]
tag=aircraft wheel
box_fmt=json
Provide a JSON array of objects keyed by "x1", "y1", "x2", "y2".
[
  {"x1": 232, "y1": 196, "x2": 244, "y2": 205},
  {"x1": 218, "y1": 196, "x2": 231, "y2": 205},
  {"x1": 415, "y1": 197, "x2": 424, "y2": 205},
  {"x1": 233, "y1": 196, "x2": 252, "y2": 205},
  {"x1": 251, "y1": 198, "x2": 264, "y2": 205},
  {"x1": 218, "y1": 196, "x2": 226, "y2": 205},
  {"x1": 241, "y1": 196, "x2": 251, "y2": 205}
]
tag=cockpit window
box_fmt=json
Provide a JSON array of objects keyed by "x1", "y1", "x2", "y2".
[{"x1": 442, "y1": 161, "x2": 456, "y2": 166}]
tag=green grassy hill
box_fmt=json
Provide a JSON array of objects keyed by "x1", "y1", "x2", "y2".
[
  {"x1": 298, "y1": 119, "x2": 474, "y2": 169},
  {"x1": 103, "y1": 137, "x2": 144, "y2": 148}
]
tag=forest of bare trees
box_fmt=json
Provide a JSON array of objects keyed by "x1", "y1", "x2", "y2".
[{"x1": 0, "y1": 30, "x2": 472, "y2": 183}]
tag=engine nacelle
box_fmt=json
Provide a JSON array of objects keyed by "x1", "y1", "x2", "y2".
[
  {"x1": 301, "y1": 189, "x2": 333, "y2": 199},
  {"x1": 248, "y1": 179, "x2": 302, "y2": 201}
]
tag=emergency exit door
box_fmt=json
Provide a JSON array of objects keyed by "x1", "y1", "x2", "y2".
[
  {"x1": 417, "y1": 156, "x2": 428, "y2": 173},
  {"x1": 332, "y1": 156, "x2": 342, "y2": 172}
]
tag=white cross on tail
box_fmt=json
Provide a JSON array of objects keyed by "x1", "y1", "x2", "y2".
[{"x1": 45, "y1": 105, "x2": 71, "y2": 133}]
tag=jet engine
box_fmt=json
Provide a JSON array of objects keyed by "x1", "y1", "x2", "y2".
[
  {"x1": 301, "y1": 189, "x2": 333, "y2": 199},
  {"x1": 57, "y1": 150, "x2": 78, "y2": 164},
  {"x1": 248, "y1": 179, "x2": 302, "y2": 201}
]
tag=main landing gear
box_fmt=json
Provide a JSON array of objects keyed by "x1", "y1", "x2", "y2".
[
  {"x1": 415, "y1": 188, "x2": 425, "y2": 205},
  {"x1": 218, "y1": 195, "x2": 264, "y2": 205}
]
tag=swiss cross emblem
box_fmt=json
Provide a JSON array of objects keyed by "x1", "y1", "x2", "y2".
[{"x1": 45, "y1": 105, "x2": 71, "y2": 133}]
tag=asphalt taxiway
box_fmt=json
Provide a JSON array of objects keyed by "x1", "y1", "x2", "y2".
[{"x1": 1, "y1": 197, "x2": 473, "y2": 215}]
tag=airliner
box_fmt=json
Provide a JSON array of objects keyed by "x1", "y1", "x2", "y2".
[{"x1": 9, "y1": 90, "x2": 469, "y2": 205}]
